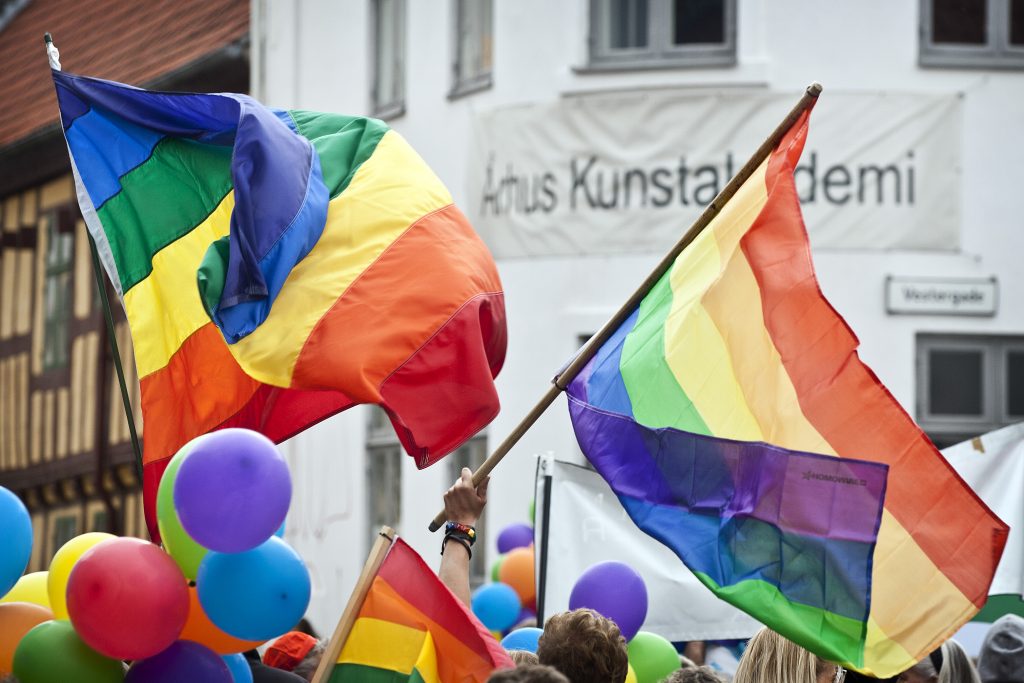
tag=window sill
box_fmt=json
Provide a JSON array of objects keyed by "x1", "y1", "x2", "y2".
[
  {"x1": 447, "y1": 74, "x2": 493, "y2": 101},
  {"x1": 575, "y1": 56, "x2": 737, "y2": 75},
  {"x1": 372, "y1": 101, "x2": 406, "y2": 122},
  {"x1": 919, "y1": 53, "x2": 1024, "y2": 70}
]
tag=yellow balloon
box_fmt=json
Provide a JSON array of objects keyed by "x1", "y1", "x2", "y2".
[
  {"x1": 626, "y1": 663, "x2": 638, "y2": 683},
  {"x1": 0, "y1": 571, "x2": 50, "y2": 609},
  {"x1": 47, "y1": 532, "x2": 115, "y2": 619}
]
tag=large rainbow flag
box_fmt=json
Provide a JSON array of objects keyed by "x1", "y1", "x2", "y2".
[
  {"x1": 331, "y1": 537, "x2": 513, "y2": 682},
  {"x1": 566, "y1": 106, "x2": 1007, "y2": 675},
  {"x1": 51, "y1": 69, "x2": 507, "y2": 536}
]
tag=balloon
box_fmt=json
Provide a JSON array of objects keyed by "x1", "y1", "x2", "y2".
[
  {"x1": 498, "y1": 547, "x2": 535, "y2": 607},
  {"x1": 471, "y1": 583, "x2": 521, "y2": 632},
  {"x1": 67, "y1": 537, "x2": 189, "y2": 661},
  {"x1": 197, "y1": 536, "x2": 310, "y2": 642},
  {"x1": 125, "y1": 641, "x2": 231, "y2": 683},
  {"x1": 47, "y1": 532, "x2": 116, "y2": 619},
  {"x1": 569, "y1": 561, "x2": 648, "y2": 641},
  {"x1": 627, "y1": 631, "x2": 679, "y2": 683},
  {"x1": 500, "y1": 627, "x2": 543, "y2": 653},
  {"x1": 0, "y1": 602, "x2": 53, "y2": 673},
  {"x1": 490, "y1": 555, "x2": 504, "y2": 583},
  {"x1": 0, "y1": 487, "x2": 33, "y2": 598},
  {"x1": 529, "y1": 500, "x2": 535, "y2": 525},
  {"x1": 0, "y1": 572, "x2": 50, "y2": 609},
  {"x1": 274, "y1": 520, "x2": 286, "y2": 538},
  {"x1": 180, "y1": 584, "x2": 263, "y2": 654},
  {"x1": 175, "y1": 429, "x2": 291, "y2": 553},
  {"x1": 626, "y1": 663, "x2": 638, "y2": 683},
  {"x1": 222, "y1": 653, "x2": 253, "y2": 683},
  {"x1": 157, "y1": 437, "x2": 209, "y2": 579},
  {"x1": 496, "y1": 523, "x2": 533, "y2": 554},
  {"x1": 12, "y1": 620, "x2": 124, "y2": 683}
]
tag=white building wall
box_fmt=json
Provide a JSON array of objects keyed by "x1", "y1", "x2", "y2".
[{"x1": 256, "y1": 0, "x2": 1024, "y2": 635}]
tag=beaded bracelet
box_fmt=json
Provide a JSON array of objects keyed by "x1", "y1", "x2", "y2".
[{"x1": 444, "y1": 521, "x2": 477, "y2": 545}]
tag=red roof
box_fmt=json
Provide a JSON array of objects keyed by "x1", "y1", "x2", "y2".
[{"x1": 0, "y1": 0, "x2": 248, "y2": 148}]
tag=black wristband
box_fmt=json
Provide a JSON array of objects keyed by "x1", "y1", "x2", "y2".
[{"x1": 442, "y1": 534, "x2": 472, "y2": 559}]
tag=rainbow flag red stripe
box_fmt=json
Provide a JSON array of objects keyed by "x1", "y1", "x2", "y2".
[
  {"x1": 332, "y1": 538, "x2": 513, "y2": 682},
  {"x1": 567, "y1": 106, "x2": 1007, "y2": 676},
  {"x1": 52, "y1": 71, "x2": 507, "y2": 536}
]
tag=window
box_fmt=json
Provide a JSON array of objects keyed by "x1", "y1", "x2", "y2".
[
  {"x1": 447, "y1": 436, "x2": 488, "y2": 587},
  {"x1": 91, "y1": 509, "x2": 108, "y2": 533},
  {"x1": 366, "y1": 407, "x2": 403, "y2": 546},
  {"x1": 920, "y1": 0, "x2": 1024, "y2": 68},
  {"x1": 52, "y1": 513, "x2": 77, "y2": 559},
  {"x1": 450, "y1": 0, "x2": 493, "y2": 98},
  {"x1": 42, "y1": 209, "x2": 74, "y2": 370},
  {"x1": 371, "y1": 0, "x2": 406, "y2": 119},
  {"x1": 589, "y1": 0, "x2": 736, "y2": 70},
  {"x1": 916, "y1": 334, "x2": 1024, "y2": 447}
]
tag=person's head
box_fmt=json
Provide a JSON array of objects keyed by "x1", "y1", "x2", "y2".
[
  {"x1": 510, "y1": 650, "x2": 541, "y2": 666},
  {"x1": 263, "y1": 632, "x2": 323, "y2": 681},
  {"x1": 662, "y1": 665, "x2": 726, "y2": 683},
  {"x1": 536, "y1": 608, "x2": 629, "y2": 683},
  {"x1": 733, "y1": 628, "x2": 843, "y2": 683},
  {"x1": 978, "y1": 614, "x2": 1024, "y2": 683},
  {"x1": 899, "y1": 639, "x2": 979, "y2": 683},
  {"x1": 487, "y1": 664, "x2": 571, "y2": 682}
]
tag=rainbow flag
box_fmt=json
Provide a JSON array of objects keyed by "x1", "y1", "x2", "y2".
[
  {"x1": 51, "y1": 70, "x2": 507, "y2": 536},
  {"x1": 332, "y1": 538, "x2": 513, "y2": 682},
  {"x1": 566, "y1": 107, "x2": 1007, "y2": 676}
]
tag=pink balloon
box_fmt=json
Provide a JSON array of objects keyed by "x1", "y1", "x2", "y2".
[{"x1": 67, "y1": 537, "x2": 189, "y2": 660}]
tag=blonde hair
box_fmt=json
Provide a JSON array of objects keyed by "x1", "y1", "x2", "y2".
[{"x1": 733, "y1": 628, "x2": 831, "y2": 683}]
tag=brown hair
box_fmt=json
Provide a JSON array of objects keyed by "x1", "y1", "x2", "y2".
[
  {"x1": 663, "y1": 666, "x2": 726, "y2": 683},
  {"x1": 734, "y1": 628, "x2": 832, "y2": 683},
  {"x1": 536, "y1": 609, "x2": 629, "y2": 683},
  {"x1": 487, "y1": 664, "x2": 571, "y2": 682},
  {"x1": 510, "y1": 650, "x2": 540, "y2": 666}
]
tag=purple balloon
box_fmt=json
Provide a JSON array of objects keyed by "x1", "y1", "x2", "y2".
[
  {"x1": 569, "y1": 561, "x2": 648, "y2": 641},
  {"x1": 496, "y1": 523, "x2": 533, "y2": 554},
  {"x1": 174, "y1": 429, "x2": 291, "y2": 553},
  {"x1": 126, "y1": 641, "x2": 232, "y2": 683}
]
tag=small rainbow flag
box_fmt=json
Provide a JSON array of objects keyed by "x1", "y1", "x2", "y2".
[
  {"x1": 566, "y1": 106, "x2": 1007, "y2": 676},
  {"x1": 51, "y1": 70, "x2": 507, "y2": 536},
  {"x1": 332, "y1": 538, "x2": 513, "y2": 682}
]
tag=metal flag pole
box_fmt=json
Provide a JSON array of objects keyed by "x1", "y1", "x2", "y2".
[
  {"x1": 46, "y1": 33, "x2": 145, "y2": 484},
  {"x1": 428, "y1": 82, "x2": 823, "y2": 531}
]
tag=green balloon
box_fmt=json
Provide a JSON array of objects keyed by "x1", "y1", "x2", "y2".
[
  {"x1": 490, "y1": 555, "x2": 505, "y2": 583},
  {"x1": 529, "y1": 499, "x2": 536, "y2": 525},
  {"x1": 13, "y1": 620, "x2": 124, "y2": 683},
  {"x1": 627, "y1": 631, "x2": 680, "y2": 683},
  {"x1": 156, "y1": 436, "x2": 209, "y2": 579}
]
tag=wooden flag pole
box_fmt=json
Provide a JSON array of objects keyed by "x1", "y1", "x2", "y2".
[
  {"x1": 428, "y1": 82, "x2": 823, "y2": 532},
  {"x1": 311, "y1": 526, "x2": 396, "y2": 683}
]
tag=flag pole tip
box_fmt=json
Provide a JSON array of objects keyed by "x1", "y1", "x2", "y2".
[
  {"x1": 43, "y1": 32, "x2": 52, "y2": 44},
  {"x1": 807, "y1": 82, "x2": 823, "y2": 97}
]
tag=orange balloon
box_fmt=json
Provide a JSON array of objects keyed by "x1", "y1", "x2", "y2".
[
  {"x1": 0, "y1": 602, "x2": 53, "y2": 673},
  {"x1": 180, "y1": 584, "x2": 263, "y2": 654},
  {"x1": 498, "y1": 546, "x2": 535, "y2": 607}
]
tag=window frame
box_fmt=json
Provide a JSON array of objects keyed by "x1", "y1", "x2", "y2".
[
  {"x1": 370, "y1": 0, "x2": 407, "y2": 120},
  {"x1": 586, "y1": 0, "x2": 738, "y2": 72},
  {"x1": 449, "y1": 0, "x2": 494, "y2": 100},
  {"x1": 366, "y1": 407, "x2": 404, "y2": 546},
  {"x1": 919, "y1": 0, "x2": 1024, "y2": 69},
  {"x1": 42, "y1": 208, "x2": 74, "y2": 371}
]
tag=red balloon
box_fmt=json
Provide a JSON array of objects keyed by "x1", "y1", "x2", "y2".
[{"x1": 67, "y1": 537, "x2": 189, "y2": 660}]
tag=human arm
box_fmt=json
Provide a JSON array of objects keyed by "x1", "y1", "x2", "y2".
[{"x1": 438, "y1": 467, "x2": 489, "y2": 607}]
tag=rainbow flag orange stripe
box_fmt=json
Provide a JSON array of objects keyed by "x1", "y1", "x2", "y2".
[
  {"x1": 52, "y1": 71, "x2": 507, "y2": 538},
  {"x1": 332, "y1": 538, "x2": 512, "y2": 682},
  {"x1": 567, "y1": 106, "x2": 1007, "y2": 675}
]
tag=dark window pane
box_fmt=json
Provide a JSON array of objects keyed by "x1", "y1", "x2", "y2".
[
  {"x1": 932, "y1": 0, "x2": 987, "y2": 45},
  {"x1": 1012, "y1": 0, "x2": 1024, "y2": 45},
  {"x1": 673, "y1": 0, "x2": 726, "y2": 45},
  {"x1": 929, "y1": 349, "x2": 984, "y2": 416},
  {"x1": 1008, "y1": 351, "x2": 1024, "y2": 416},
  {"x1": 609, "y1": 0, "x2": 649, "y2": 49}
]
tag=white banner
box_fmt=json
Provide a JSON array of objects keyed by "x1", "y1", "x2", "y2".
[
  {"x1": 534, "y1": 456, "x2": 761, "y2": 642},
  {"x1": 469, "y1": 90, "x2": 961, "y2": 257}
]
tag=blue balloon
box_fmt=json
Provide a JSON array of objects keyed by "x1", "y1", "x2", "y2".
[
  {"x1": 197, "y1": 536, "x2": 311, "y2": 641},
  {"x1": 274, "y1": 520, "x2": 285, "y2": 539},
  {"x1": 471, "y1": 583, "x2": 521, "y2": 632},
  {"x1": 126, "y1": 641, "x2": 231, "y2": 683},
  {"x1": 501, "y1": 627, "x2": 543, "y2": 653},
  {"x1": 223, "y1": 653, "x2": 253, "y2": 683},
  {"x1": 0, "y1": 486, "x2": 32, "y2": 597}
]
